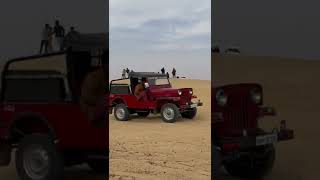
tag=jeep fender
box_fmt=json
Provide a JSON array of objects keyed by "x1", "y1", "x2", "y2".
[
  {"x1": 9, "y1": 112, "x2": 57, "y2": 141},
  {"x1": 111, "y1": 97, "x2": 127, "y2": 107},
  {"x1": 156, "y1": 97, "x2": 181, "y2": 109},
  {"x1": 0, "y1": 113, "x2": 57, "y2": 167}
]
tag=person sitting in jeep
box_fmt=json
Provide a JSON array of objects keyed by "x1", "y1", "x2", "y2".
[
  {"x1": 80, "y1": 66, "x2": 108, "y2": 125},
  {"x1": 134, "y1": 78, "x2": 149, "y2": 101}
]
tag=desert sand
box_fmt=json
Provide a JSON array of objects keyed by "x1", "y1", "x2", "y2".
[
  {"x1": 213, "y1": 54, "x2": 320, "y2": 180},
  {"x1": 109, "y1": 79, "x2": 211, "y2": 180}
]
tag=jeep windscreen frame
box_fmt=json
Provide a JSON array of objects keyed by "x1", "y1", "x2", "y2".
[
  {"x1": 146, "y1": 76, "x2": 170, "y2": 86},
  {"x1": 0, "y1": 52, "x2": 68, "y2": 102},
  {"x1": 128, "y1": 72, "x2": 171, "y2": 85}
]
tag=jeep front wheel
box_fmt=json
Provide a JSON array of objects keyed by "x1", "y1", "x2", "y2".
[
  {"x1": 160, "y1": 103, "x2": 180, "y2": 123},
  {"x1": 15, "y1": 134, "x2": 63, "y2": 180},
  {"x1": 181, "y1": 107, "x2": 197, "y2": 119},
  {"x1": 114, "y1": 104, "x2": 130, "y2": 121}
]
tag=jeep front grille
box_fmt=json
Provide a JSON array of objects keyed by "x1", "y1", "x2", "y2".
[
  {"x1": 226, "y1": 95, "x2": 250, "y2": 129},
  {"x1": 180, "y1": 89, "x2": 192, "y2": 103}
]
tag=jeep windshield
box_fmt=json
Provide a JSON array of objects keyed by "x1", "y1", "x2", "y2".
[{"x1": 147, "y1": 77, "x2": 170, "y2": 86}]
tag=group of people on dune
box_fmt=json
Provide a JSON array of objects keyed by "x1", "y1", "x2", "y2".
[
  {"x1": 40, "y1": 20, "x2": 79, "y2": 54},
  {"x1": 160, "y1": 67, "x2": 176, "y2": 78},
  {"x1": 121, "y1": 67, "x2": 178, "y2": 79}
]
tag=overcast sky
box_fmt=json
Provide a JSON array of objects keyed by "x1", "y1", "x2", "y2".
[
  {"x1": 213, "y1": 0, "x2": 320, "y2": 60},
  {"x1": 0, "y1": 0, "x2": 107, "y2": 60},
  {"x1": 109, "y1": 0, "x2": 211, "y2": 80}
]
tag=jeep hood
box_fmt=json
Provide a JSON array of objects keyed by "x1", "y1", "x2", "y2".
[
  {"x1": 149, "y1": 87, "x2": 192, "y2": 97},
  {"x1": 149, "y1": 88, "x2": 180, "y2": 97}
]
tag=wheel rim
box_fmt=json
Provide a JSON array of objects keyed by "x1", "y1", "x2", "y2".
[
  {"x1": 116, "y1": 107, "x2": 125, "y2": 119},
  {"x1": 23, "y1": 145, "x2": 49, "y2": 180},
  {"x1": 163, "y1": 107, "x2": 175, "y2": 120}
]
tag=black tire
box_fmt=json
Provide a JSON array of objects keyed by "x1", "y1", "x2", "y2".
[
  {"x1": 224, "y1": 145, "x2": 275, "y2": 179},
  {"x1": 87, "y1": 159, "x2": 108, "y2": 175},
  {"x1": 181, "y1": 108, "x2": 197, "y2": 119},
  {"x1": 160, "y1": 103, "x2": 181, "y2": 123},
  {"x1": 114, "y1": 103, "x2": 130, "y2": 121},
  {"x1": 15, "y1": 134, "x2": 64, "y2": 180},
  {"x1": 137, "y1": 111, "x2": 150, "y2": 117}
]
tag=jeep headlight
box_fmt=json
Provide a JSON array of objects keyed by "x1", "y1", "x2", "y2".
[
  {"x1": 216, "y1": 89, "x2": 227, "y2": 106},
  {"x1": 178, "y1": 90, "x2": 182, "y2": 96},
  {"x1": 189, "y1": 90, "x2": 193, "y2": 95},
  {"x1": 251, "y1": 88, "x2": 262, "y2": 104}
]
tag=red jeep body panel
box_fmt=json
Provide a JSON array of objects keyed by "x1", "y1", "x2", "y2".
[
  {"x1": 109, "y1": 84, "x2": 194, "y2": 111},
  {"x1": 0, "y1": 103, "x2": 107, "y2": 150},
  {"x1": 0, "y1": 49, "x2": 108, "y2": 151},
  {"x1": 109, "y1": 94, "x2": 156, "y2": 109}
]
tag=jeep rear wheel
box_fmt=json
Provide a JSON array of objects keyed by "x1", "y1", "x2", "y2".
[
  {"x1": 224, "y1": 145, "x2": 275, "y2": 179},
  {"x1": 114, "y1": 104, "x2": 130, "y2": 121},
  {"x1": 160, "y1": 103, "x2": 180, "y2": 123},
  {"x1": 181, "y1": 108, "x2": 197, "y2": 119},
  {"x1": 15, "y1": 134, "x2": 63, "y2": 180}
]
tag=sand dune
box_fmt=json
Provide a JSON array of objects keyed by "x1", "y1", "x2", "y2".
[
  {"x1": 213, "y1": 54, "x2": 320, "y2": 180},
  {"x1": 109, "y1": 79, "x2": 211, "y2": 180}
]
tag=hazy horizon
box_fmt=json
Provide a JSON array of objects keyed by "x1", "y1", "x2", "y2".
[
  {"x1": 213, "y1": 0, "x2": 320, "y2": 60},
  {"x1": 109, "y1": 0, "x2": 211, "y2": 80}
]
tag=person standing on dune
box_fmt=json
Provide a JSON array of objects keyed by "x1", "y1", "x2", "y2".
[
  {"x1": 172, "y1": 68, "x2": 177, "y2": 78},
  {"x1": 47, "y1": 25, "x2": 54, "y2": 53},
  {"x1": 39, "y1": 24, "x2": 51, "y2": 54},
  {"x1": 126, "y1": 68, "x2": 130, "y2": 78},
  {"x1": 161, "y1": 67, "x2": 165, "y2": 74},
  {"x1": 54, "y1": 20, "x2": 65, "y2": 51},
  {"x1": 122, "y1": 69, "x2": 126, "y2": 79}
]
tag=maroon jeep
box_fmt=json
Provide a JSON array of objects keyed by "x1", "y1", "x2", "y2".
[
  {"x1": 0, "y1": 33, "x2": 108, "y2": 180},
  {"x1": 212, "y1": 83, "x2": 294, "y2": 179},
  {"x1": 109, "y1": 72, "x2": 203, "y2": 123}
]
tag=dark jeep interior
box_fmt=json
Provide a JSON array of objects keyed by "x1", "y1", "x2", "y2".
[
  {"x1": 110, "y1": 84, "x2": 130, "y2": 94},
  {"x1": 4, "y1": 76, "x2": 66, "y2": 102},
  {"x1": 67, "y1": 50, "x2": 108, "y2": 101}
]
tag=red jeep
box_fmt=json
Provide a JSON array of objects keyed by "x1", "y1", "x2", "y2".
[
  {"x1": 109, "y1": 72, "x2": 203, "y2": 123},
  {"x1": 0, "y1": 33, "x2": 108, "y2": 180},
  {"x1": 212, "y1": 83, "x2": 294, "y2": 179}
]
